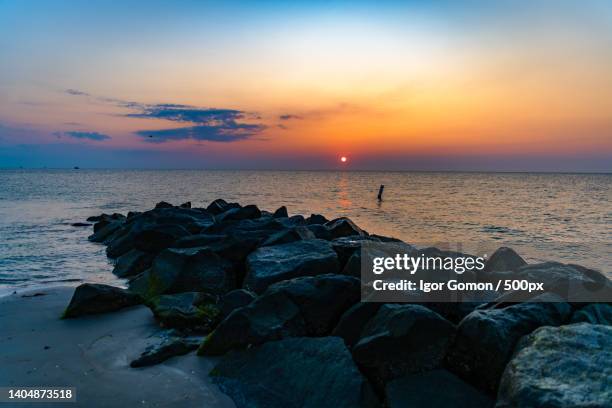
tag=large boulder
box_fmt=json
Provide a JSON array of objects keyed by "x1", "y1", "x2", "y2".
[
  {"x1": 216, "y1": 204, "x2": 261, "y2": 223},
  {"x1": 210, "y1": 337, "x2": 379, "y2": 408},
  {"x1": 219, "y1": 289, "x2": 256, "y2": 319},
  {"x1": 174, "y1": 233, "x2": 227, "y2": 248},
  {"x1": 352, "y1": 304, "x2": 455, "y2": 387},
  {"x1": 272, "y1": 206, "x2": 288, "y2": 218},
  {"x1": 497, "y1": 323, "x2": 612, "y2": 408},
  {"x1": 306, "y1": 213, "x2": 328, "y2": 225},
  {"x1": 260, "y1": 226, "x2": 315, "y2": 247},
  {"x1": 332, "y1": 302, "x2": 383, "y2": 347},
  {"x1": 386, "y1": 370, "x2": 493, "y2": 408},
  {"x1": 199, "y1": 274, "x2": 360, "y2": 355},
  {"x1": 132, "y1": 224, "x2": 191, "y2": 253},
  {"x1": 146, "y1": 292, "x2": 220, "y2": 330},
  {"x1": 63, "y1": 284, "x2": 141, "y2": 318},
  {"x1": 480, "y1": 247, "x2": 526, "y2": 280},
  {"x1": 446, "y1": 293, "x2": 572, "y2": 393},
  {"x1": 112, "y1": 249, "x2": 155, "y2": 278},
  {"x1": 128, "y1": 247, "x2": 236, "y2": 299},
  {"x1": 325, "y1": 217, "x2": 366, "y2": 239},
  {"x1": 206, "y1": 198, "x2": 240, "y2": 215},
  {"x1": 88, "y1": 219, "x2": 125, "y2": 243},
  {"x1": 570, "y1": 303, "x2": 612, "y2": 325},
  {"x1": 244, "y1": 239, "x2": 340, "y2": 294}
]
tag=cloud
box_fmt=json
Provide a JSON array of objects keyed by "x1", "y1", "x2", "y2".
[
  {"x1": 130, "y1": 104, "x2": 265, "y2": 143},
  {"x1": 55, "y1": 131, "x2": 111, "y2": 141},
  {"x1": 63, "y1": 89, "x2": 266, "y2": 143},
  {"x1": 279, "y1": 114, "x2": 302, "y2": 120},
  {"x1": 65, "y1": 89, "x2": 90, "y2": 96}
]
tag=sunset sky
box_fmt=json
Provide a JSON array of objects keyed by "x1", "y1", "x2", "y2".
[{"x1": 1, "y1": 0, "x2": 611, "y2": 171}]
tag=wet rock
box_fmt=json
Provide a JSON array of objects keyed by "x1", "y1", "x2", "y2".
[
  {"x1": 244, "y1": 239, "x2": 340, "y2": 294},
  {"x1": 276, "y1": 214, "x2": 306, "y2": 228},
  {"x1": 273, "y1": 206, "x2": 288, "y2": 218},
  {"x1": 155, "y1": 201, "x2": 174, "y2": 209},
  {"x1": 63, "y1": 283, "x2": 141, "y2": 318},
  {"x1": 132, "y1": 224, "x2": 191, "y2": 253},
  {"x1": 325, "y1": 217, "x2": 366, "y2": 239},
  {"x1": 216, "y1": 204, "x2": 261, "y2": 223},
  {"x1": 179, "y1": 201, "x2": 191, "y2": 208},
  {"x1": 260, "y1": 226, "x2": 315, "y2": 247},
  {"x1": 219, "y1": 289, "x2": 256, "y2": 319},
  {"x1": 210, "y1": 337, "x2": 379, "y2": 408},
  {"x1": 199, "y1": 274, "x2": 359, "y2": 355},
  {"x1": 174, "y1": 233, "x2": 228, "y2": 248},
  {"x1": 446, "y1": 293, "x2": 572, "y2": 393},
  {"x1": 571, "y1": 303, "x2": 612, "y2": 325},
  {"x1": 305, "y1": 213, "x2": 328, "y2": 225},
  {"x1": 332, "y1": 302, "x2": 383, "y2": 347},
  {"x1": 88, "y1": 219, "x2": 124, "y2": 242},
  {"x1": 112, "y1": 249, "x2": 156, "y2": 278},
  {"x1": 331, "y1": 236, "x2": 378, "y2": 268},
  {"x1": 482, "y1": 247, "x2": 526, "y2": 276},
  {"x1": 352, "y1": 304, "x2": 455, "y2": 387},
  {"x1": 306, "y1": 224, "x2": 333, "y2": 240},
  {"x1": 130, "y1": 336, "x2": 199, "y2": 368},
  {"x1": 128, "y1": 247, "x2": 236, "y2": 299},
  {"x1": 206, "y1": 198, "x2": 240, "y2": 215},
  {"x1": 386, "y1": 370, "x2": 493, "y2": 408},
  {"x1": 497, "y1": 323, "x2": 612, "y2": 408},
  {"x1": 147, "y1": 292, "x2": 220, "y2": 330}
]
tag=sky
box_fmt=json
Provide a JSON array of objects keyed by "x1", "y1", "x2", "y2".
[{"x1": 0, "y1": 0, "x2": 611, "y2": 171}]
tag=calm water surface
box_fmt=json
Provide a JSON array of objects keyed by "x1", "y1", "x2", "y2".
[{"x1": 0, "y1": 170, "x2": 610, "y2": 293}]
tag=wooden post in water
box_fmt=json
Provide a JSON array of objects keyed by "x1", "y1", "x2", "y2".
[{"x1": 377, "y1": 184, "x2": 385, "y2": 201}]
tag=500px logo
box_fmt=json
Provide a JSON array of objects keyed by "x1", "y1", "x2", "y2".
[{"x1": 372, "y1": 253, "x2": 487, "y2": 275}]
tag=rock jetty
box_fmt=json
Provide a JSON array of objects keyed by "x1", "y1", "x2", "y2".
[{"x1": 62, "y1": 199, "x2": 611, "y2": 407}]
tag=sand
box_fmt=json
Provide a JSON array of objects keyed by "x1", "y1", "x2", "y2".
[{"x1": 0, "y1": 287, "x2": 235, "y2": 408}]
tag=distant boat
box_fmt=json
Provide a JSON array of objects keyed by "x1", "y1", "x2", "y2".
[{"x1": 73, "y1": 166, "x2": 80, "y2": 169}]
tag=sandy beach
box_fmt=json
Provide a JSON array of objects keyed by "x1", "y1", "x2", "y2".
[{"x1": 0, "y1": 287, "x2": 234, "y2": 408}]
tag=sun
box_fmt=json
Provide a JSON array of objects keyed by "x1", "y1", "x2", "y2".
[{"x1": 340, "y1": 156, "x2": 348, "y2": 163}]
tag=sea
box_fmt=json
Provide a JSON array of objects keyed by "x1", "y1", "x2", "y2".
[{"x1": 0, "y1": 169, "x2": 610, "y2": 294}]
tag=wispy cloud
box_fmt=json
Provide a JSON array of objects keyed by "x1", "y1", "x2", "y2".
[
  {"x1": 65, "y1": 89, "x2": 90, "y2": 96},
  {"x1": 64, "y1": 89, "x2": 266, "y2": 143},
  {"x1": 54, "y1": 131, "x2": 111, "y2": 141},
  {"x1": 279, "y1": 114, "x2": 302, "y2": 121}
]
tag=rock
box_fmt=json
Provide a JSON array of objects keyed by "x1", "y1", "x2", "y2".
[
  {"x1": 277, "y1": 215, "x2": 305, "y2": 228},
  {"x1": 87, "y1": 215, "x2": 104, "y2": 222},
  {"x1": 325, "y1": 217, "x2": 365, "y2": 239},
  {"x1": 63, "y1": 283, "x2": 141, "y2": 318},
  {"x1": 497, "y1": 323, "x2": 612, "y2": 408},
  {"x1": 260, "y1": 226, "x2": 315, "y2": 247},
  {"x1": 133, "y1": 224, "x2": 191, "y2": 253},
  {"x1": 571, "y1": 303, "x2": 612, "y2": 325},
  {"x1": 480, "y1": 247, "x2": 526, "y2": 279},
  {"x1": 244, "y1": 239, "x2": 340, "y2": 294},
  {"x1": 130, "y1": 336, "x2": 199, "y2": 368},
  {"x1": 179, "y1": 201, "x2": 191, "y2": 208},
  {"x1": 199, "y1": 274, "x2": 359, "y2": 355},
  {"x1": 174, "y1": 233, "x2": 227, "y2": 248},
  {"x1": 352, "y1": 304, "x2": 455, "y2": 387},
  {"x1": 306, "y1": 213, "x2": 328, "y2": 225},
  {"x1": 128, "y1": 247, "x2": 236, "y2": 299},
  {"x1": 210, "y1": 337, "x2": 378, "y2": 408},
  {"x1": 71, "y1": 222, "x2": 91, "y2": 227},
  {"x1": 147, "y1": 292, "x2": 220, "y2": 330},
  {"x1": 446, "y1": 293, "x2": 572, "y2": 393},
  {"x1": 88, "y1": 219, "x2": 124, "y2": 242},
  {"x1": 513, "y1": 262, "x2": 611, "y2": 302},
  {"x1": 154, "y1": 201, "x2": 174, "y2": 209},
  {"x1": 331, "y1": 236, "x2": 378, "y2": 268},
  {"x1": 112, "y1": 249, "x2": 155, "y2": 278},
  {"x1": 306, "y1": 224, "x2": 333, "y2": 240},
  {"x1": 386, "y1": 370, "x2": 493, "y2": 408},
  {"x1": 273, "y1": 206, "x2": 288, "y2": 218},
  {"x1": 219, "y1": 289, "x2": 256, "y2": 318},
  {"x1": 206, "y1": 198, "x2": 240, "y2": 215},
  {"x1": 332, "y1": 302, "x2": 383, "y2": 347},
  {"x1": 216, "y1": 204, "x2": 261, "y2": 223}
]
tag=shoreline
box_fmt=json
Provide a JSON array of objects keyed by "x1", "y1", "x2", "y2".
[{"x1": 0, "y1": 286, "x2": 234, "y2": 408}]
